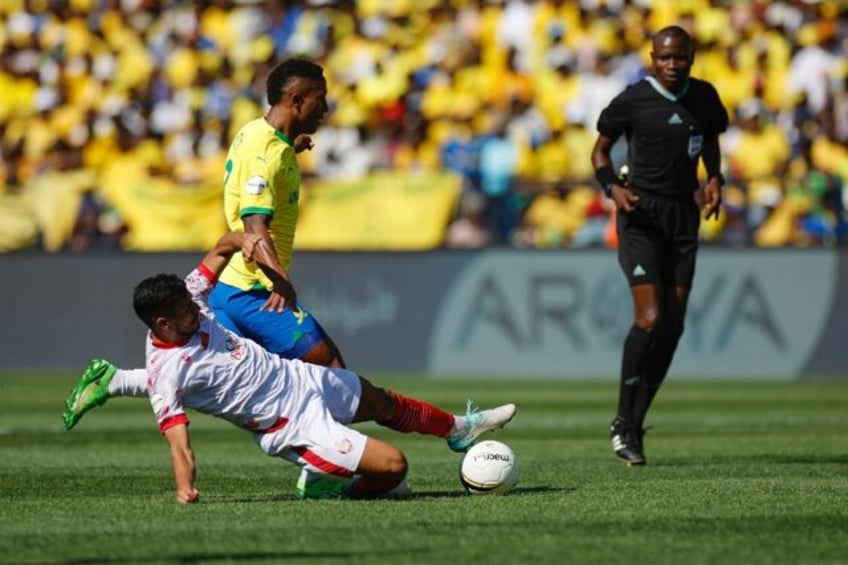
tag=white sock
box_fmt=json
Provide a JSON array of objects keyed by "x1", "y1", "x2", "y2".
[
  {"x1": 449, "y1": 415, "x2": 467, "y2": 436},
  {"x1": 107, "y1": 368, "x2": 149, "y2": 398}
]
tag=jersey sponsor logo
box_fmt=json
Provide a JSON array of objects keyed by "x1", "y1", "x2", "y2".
[
  {"x1": 668, "y1": 112, "x2": 683, "y2": 124},
  {"x1": 245, "y1": 175, "x2": 267, "y2": 195},
  {"x1": 633, "y1": 264, "x2": 646, "y2": 277}
]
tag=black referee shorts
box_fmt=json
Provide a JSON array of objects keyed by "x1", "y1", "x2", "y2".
[{"x1": 616, "y1": 193, "x2": 700, "y2": 288}]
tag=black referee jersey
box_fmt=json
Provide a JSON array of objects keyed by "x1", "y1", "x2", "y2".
[{"x1": 596, "y1": 76, "x2": 728, "y2": 199}]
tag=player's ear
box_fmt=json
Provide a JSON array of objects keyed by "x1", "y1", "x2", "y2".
[{"x1": 153, "y1": 315, "x2": 171, "y2": 333}]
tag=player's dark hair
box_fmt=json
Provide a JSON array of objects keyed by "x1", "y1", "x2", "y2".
[
  {"x1": 133, "y1": 274, "x2": 189, "y2": 328},
  {"x1": 266, "y1": 59, "x2": 325, "y2": 106}
]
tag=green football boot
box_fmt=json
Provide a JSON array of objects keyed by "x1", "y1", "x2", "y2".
[
  {"x1": 62, "y1": 359, "x2": 117, "y2": 431},
  {"x1": 295, "y1": 469, "x2": 350, "y2": 500}
]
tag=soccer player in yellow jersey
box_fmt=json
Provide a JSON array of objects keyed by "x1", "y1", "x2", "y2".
[
  {"x1": 63, "y1": 59, "x2": 347, "y2": 430},
  {"x1": 209, "y1": 58, "x2": 345, "y2": 367}
]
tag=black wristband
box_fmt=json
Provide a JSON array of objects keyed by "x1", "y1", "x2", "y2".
[{"x1": 595, "y1": 165, "x2": 618, "y2": 196}]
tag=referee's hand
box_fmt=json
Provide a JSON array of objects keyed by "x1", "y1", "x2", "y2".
[
  {"x1": 610, "y1": 184, "x2": 640, "y2": 213},
  {"x1": 703, "y1": 178, "x2": 723, "y2": 220}
]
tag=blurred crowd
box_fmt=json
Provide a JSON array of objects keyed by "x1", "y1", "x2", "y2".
[{"x1": 1, "y1": 0, "x2": 846, "y2": 251}]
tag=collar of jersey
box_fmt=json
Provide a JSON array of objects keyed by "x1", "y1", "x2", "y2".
[
  {"x1": 646, "y1": 76, "x2": 690, "y2": 101},
  {"x1": 262, "y1": 117, "x2": 294, "y2": 147},
  {"x1": 151, "y1": 334, "x2": 192, "y2": 349},
  {"x1": 273, "y1": 129, "x2": 294, "y2": 147}
]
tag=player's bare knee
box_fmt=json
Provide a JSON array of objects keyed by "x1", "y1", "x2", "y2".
[
  {"x1": 385, "y1": 451, "x2": 408, "y2": 478},
  {"x1": 377, "y1": 442, "x2": 407, "y2": 477}
]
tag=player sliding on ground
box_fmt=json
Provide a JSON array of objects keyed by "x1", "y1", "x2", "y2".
[
  {"x1": 63, "y1": 59, "x2": 345, "y2": 433},
  {"x1": 74, "y1": 231, "x2": 516, "y2": 503}
]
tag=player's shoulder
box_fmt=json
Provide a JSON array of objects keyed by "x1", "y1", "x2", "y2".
[
  {"x1": 231, "y1": 118, "x2": 263, "y2": 144},
  {"x1": 687, "y1": 77, "x2": 727, "y2": 112},
  {"x1": 687, "y1": 77, "x2": 721, "y2": 98},
  {"x1": 613, "y1": 78, "x2": 656, "y2": 103}
]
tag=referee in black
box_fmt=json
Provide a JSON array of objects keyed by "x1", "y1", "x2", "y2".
[{"x1": 591, "y1": 25, "x2": 728, "y2": 465}]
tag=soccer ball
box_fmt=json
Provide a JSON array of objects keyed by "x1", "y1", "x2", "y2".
[{"x1": 459, "y1": 440, "x2": 519, "y2": 495}]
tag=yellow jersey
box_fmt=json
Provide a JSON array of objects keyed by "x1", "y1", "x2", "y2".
[{"x1": 218, "y1": 118, "x2": 301, "y2": 291}]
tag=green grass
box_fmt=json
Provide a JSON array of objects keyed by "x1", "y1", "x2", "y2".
[{"x1": 1, "y1": 374, "x2": 846, "y2": 565}]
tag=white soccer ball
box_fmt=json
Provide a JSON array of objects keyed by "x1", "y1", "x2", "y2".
[{"x1": 459, "y1": 440, "x2": 519, "y2": 495}]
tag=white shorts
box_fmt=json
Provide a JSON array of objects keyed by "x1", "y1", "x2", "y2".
[{"x1": 253, "y1": 362, "x2": 367, "y2": 478}]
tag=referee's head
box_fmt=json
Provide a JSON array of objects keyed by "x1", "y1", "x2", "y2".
[{"x1": 650, "y1": 26, "x2": 694, "y2": 93}]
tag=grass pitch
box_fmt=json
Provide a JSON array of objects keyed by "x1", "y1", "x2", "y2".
[{"x1": 1, "y1": 374, "x2": 846, "y2": 564}]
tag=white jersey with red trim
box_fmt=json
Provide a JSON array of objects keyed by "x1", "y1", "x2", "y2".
[{"x1": 145, "y1": 265, "x2": 302, "y2": 435}]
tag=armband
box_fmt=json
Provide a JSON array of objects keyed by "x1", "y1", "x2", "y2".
[{"x1": 595, "y1": 165, "x2": 619, "y2": 196}]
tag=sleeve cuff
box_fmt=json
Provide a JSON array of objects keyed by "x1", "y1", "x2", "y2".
[{"x1": 197, "y1": 263, "x2": 217, "y2": 284}]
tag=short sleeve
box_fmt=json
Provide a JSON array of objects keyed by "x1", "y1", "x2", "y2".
[
  {"x1": 239, "y1": 145, "x2": 281, "y2": 218},
  {"x1": 596, "y1": 91, "x2": 630, "y2": 140},
  {"x1": 147, "y1": 367, "x2": 188, "y2": 434},
  {"x1": 704, "y1": 83, "x2": 729, "y2": 135}
]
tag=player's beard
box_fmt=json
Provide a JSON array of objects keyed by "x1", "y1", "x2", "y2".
[{"x1": 175, "y1": 315, "x2": 200, "y2": 340}]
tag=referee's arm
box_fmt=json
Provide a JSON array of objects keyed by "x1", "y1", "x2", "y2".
[
  {"x1": 701, "y1": 134, "x2": 723, "y2": 220},
  {"x1": 591, "y1": 134, "x2": 639, "y2": 213}
]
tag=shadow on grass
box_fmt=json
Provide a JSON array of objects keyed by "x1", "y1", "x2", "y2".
[
  {"x1": 209, "y1": 485, "x2": 575, "y2": 504},
  {"x1": 61, "y1": 548, "x2": 418, "y2": 564},
  {"x1": 414, "y1": 485, "x2": 576, "y2": 498},
  {"x1": 648, "y1": 453, "x2": 848, "y2": 467}
]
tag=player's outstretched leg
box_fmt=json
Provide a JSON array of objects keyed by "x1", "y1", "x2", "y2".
[
  {"x1": 447, "y1": 401, "x2": 517, "y2": 453},
  {"x1": 63, "y1": 359, "x2": 117, "y2": 431},
  {"x1": 356, "y1": 380, "x2": 516, "y2": 453},
  {"x1": 610, "y1": 417, "x2": 645, "y2": 466}
]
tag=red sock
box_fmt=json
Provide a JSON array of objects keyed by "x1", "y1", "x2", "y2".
[{"x1": 381, "y1": 390, "x2": 455, "y2": 437}]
